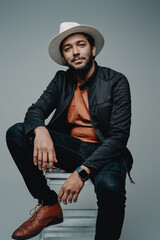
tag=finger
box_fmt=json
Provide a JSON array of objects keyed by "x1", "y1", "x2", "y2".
[
  {"x1": 73, "y1": 193, "x2": 79, "y2": 203},
  {"x1": 68, "y1": 193, "x2": 74, "y2": 204},
  {"x1": 48, "y1": 151, "x2": 54, "y2": 163},
  {"x1": 53, "y1": 149, "x2": 58, "y2": 163},
  {"x1": 48, "y1": 150, "x2": 54, "y2": 172},
  {"x1": 58, "y1": 187, "x2": 64, "y2": 203},
  {"x1": 48, "y1": 157, "x2": 54, "y2": 172},
  {"x1": 42, "y1": 152, "x2": 47, "y2": 173},
  {"x1": 38, "y1": 151, "x2": 43, "y2": 170},
  {"x1": 33, "y1": 148, "x2": 38, "y2": 166},
  {"x1": 62, "y1": 191, "x2": 69, "y2": 205}
]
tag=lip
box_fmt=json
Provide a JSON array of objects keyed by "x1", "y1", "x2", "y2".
[
  {"x1": 73, "y1": 58, "x2": 85, "y2": 65},
  {"x1": 71, "y1": 57, "x2": 85, "y2": 63},
  {"x1": 74, "y1": 59, "x2": 82, "y2": 63}
]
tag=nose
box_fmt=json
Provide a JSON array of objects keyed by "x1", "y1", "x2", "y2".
[{"x1": 72, "y1": 46, "x2": 80, "y2": 56}]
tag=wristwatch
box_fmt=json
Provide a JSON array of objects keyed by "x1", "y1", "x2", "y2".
[{"x1": 76, "y1": 166, "x2": 90, "y2": 182}]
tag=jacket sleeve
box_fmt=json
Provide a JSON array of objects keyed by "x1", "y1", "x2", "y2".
[
  {"x1": 23, "y1": 72, "x2": 60, "y2": 137},
  {"x1": 83, "y1": 76, "x2": 132, "y2": 172}
]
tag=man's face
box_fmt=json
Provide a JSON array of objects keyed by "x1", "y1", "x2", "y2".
[{"x1": 61, "y1": 33, "x2": 96, "y2": 74}]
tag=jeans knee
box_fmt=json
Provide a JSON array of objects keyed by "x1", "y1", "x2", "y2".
[
  {"x1": 6, "y1": 122, "x2": 24, "y2": 144},
  {"x1": 95, "y1": 176, "x2": 126, "y2": 202}
]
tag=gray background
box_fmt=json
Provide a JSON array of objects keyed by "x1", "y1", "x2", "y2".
[{"x1": 0, "y1": 0, "x2": 160, "y2": 239}]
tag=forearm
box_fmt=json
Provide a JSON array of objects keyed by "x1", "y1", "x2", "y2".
[
  {"x1": 23, "y1": 73, "x2": 60, "y2": 137},
  {"x1": 82, "y1": 140, "x2": 126, "y2": 172}
]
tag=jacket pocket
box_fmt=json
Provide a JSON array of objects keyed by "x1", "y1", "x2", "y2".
[{"x1": 90, "y1": 101, "x2": 113, "y2": 134}]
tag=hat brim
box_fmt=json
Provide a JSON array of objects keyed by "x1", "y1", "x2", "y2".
[{"x1": 48, "y1": 25, "x2": 104, "y2": 65}]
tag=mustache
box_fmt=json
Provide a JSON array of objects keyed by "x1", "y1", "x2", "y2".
[{"x1": 71, "y1": 57, "x2": 86, "y2": 63}]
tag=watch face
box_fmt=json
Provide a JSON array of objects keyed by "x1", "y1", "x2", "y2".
[
  {"x1": 80, "y1": 169, "x2": 87, "y2": 178},
  {"x1": 79, "y1": 169, "x2": 89, "y2": 181}
]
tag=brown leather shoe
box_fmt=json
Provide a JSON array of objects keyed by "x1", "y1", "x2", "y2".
[{"x1": 12, "y1": 202, "x2": 63, "y2": 239}]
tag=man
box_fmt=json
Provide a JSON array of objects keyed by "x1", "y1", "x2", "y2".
[{"x1": 6, "y1": 22, "x2": 134, "y2": 240}]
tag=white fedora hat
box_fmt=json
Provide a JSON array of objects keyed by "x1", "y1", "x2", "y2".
[{"x1": 48, "y1": 22, "x2": 104, "y2": 65}]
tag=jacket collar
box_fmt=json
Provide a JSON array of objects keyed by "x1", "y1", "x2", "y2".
[{"x1": 78, "y1": 61, "x2": 98, "y2": 90}]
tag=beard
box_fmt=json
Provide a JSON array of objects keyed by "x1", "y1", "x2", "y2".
[{"x1": 64, "y1": 49, "x2": 94, "y2": 79}]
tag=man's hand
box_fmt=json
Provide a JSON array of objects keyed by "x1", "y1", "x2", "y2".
[
  {"x1": 58, "y1": 170, "x2": 84, "y2": 204},
  {"x1": 33, "y1": 126, "x2": 57, "y2": 172}
]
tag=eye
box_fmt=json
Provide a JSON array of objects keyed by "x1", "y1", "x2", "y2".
[
  {"x1": 79, "y1": 43, "x2": 86, "y2": 47},
  {"x1": 64, "y1": 46, "x2": 71, "y2": 52}
]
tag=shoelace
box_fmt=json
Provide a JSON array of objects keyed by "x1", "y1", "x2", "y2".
[{"x1": 29, "y1": 202, "x2": 43, "y2": 222}]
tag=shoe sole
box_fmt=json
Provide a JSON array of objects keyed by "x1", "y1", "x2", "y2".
[{"x1": 12, "y1": 217, "x2": 63, "y2": 240}]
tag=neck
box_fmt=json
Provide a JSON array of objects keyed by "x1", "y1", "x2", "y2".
[{"x1": 75, "y1": 61, "x2": 95, "y2": 84}]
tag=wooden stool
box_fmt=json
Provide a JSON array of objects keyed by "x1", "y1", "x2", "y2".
[{"x1": 39, "y1": 167, "x2": 97, "y2": 240}]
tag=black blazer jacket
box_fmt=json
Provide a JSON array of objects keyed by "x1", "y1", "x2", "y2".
[{"x1": 24, "y1": 62, "x2": 133, "y2": 172}]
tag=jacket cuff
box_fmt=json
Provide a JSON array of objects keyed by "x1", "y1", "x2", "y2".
[{"x1": 24, "y1": 123, "x2": 46, "y2": 138}]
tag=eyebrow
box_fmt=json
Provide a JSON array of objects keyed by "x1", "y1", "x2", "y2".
[{"x1": 62, "y1": 40, "x2": 86, "y2": 49}]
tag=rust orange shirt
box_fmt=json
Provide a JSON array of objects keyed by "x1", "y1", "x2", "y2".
[{"x1": 67, "y1": 83, "x2": 100, "y2": 143}]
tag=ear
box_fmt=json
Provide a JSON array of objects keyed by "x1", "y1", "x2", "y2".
[{"x1": 92, "y1": 46, "x2": 96, "y2": 58}]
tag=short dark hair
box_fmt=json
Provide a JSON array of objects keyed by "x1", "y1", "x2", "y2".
[{"x1": 59, "y1": 32, "x2": 95, "y2": 56}]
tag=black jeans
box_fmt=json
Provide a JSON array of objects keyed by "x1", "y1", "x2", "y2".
[{"x1": 6, "y1": 122, "x2": 129, "y2": 240}]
